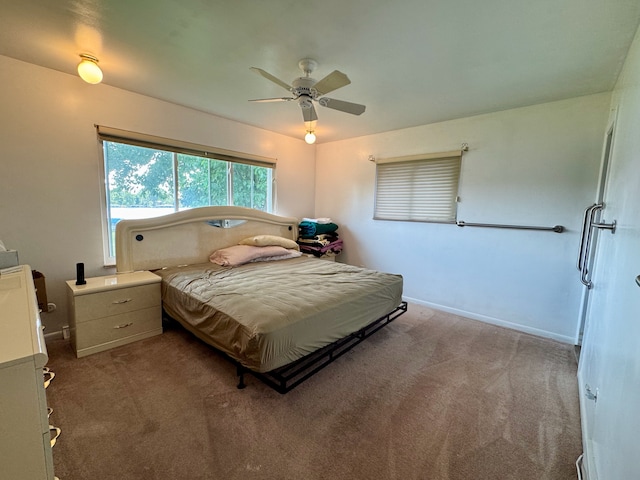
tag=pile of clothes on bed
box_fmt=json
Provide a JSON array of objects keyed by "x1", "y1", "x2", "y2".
[{"x1": 297, "y1": 217, "x2": 343, "y2": 258}]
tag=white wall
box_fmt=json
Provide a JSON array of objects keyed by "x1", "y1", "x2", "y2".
[
  {"x1": 0, "y1": 52, "x2": 614, "y2": 345},
  {"x1": 578, "y1": 23, "x2": 640, "y2": 480},
  {"x1": 315, "y1": 94, "x2": 611, "y2": 342},
  {"x1": 0, "y1": 55, "x2": 316, "y2": 335}
]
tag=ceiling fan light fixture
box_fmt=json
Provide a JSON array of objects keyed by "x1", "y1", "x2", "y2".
[
  {"x1": 305, "y1": 131, "x2": 316, "y2": 144},
  {"x1": 298, "y1": 95, "x2": 313, "y2": 109},
  {"x1": 77, "y1": 54, "x2": 103, "y2": 84}
]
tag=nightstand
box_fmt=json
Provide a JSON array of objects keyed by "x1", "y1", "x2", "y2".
[{"x1": 66, "y1": 271, "x2": 162, "y2": 358}]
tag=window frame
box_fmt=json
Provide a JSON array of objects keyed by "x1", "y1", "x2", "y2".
[
  {"x1": 373, "y1": 150, "x2": 462, "y2": 223},
  {"x1": 97, "y1": 126, "x2": 276, "y2": 266}
]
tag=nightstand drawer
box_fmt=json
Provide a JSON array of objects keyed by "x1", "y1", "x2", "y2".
[
  {"x1": 74, "y1": 306, "x2": 161, "y2": 351},
  {"x1": 73, "y1": 284, "x2": 160, "y2": 323}
]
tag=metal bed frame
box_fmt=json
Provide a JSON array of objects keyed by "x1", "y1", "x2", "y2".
[{"x1": 235, "y1": 301, "x2": 408, "y2": 394}]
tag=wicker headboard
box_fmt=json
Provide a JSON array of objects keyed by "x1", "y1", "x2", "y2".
[{"x1": 115, "y1": 206, "x2": 298, "y2": 273}]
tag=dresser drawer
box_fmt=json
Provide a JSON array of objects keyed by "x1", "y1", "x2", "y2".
[
  {"x1": 74, "y1": 306, "x2": 162, "y2": 353},
  {"x1": 73, "y1": 284, "x2": 160, "y2": 323}
]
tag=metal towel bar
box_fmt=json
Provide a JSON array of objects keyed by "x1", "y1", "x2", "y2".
[{"x1": 456, "y1": 221, "x2": 564, "y2": 233}]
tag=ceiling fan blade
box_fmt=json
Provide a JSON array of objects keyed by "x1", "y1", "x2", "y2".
[
  {"x1": 250, "y1": 67, "x2": 292, "y2": 91},
  {"x1": 318, "y1": 97, "x2": 366, "y2": 115},
  {"x1": 312, "y1": 70, "x2": 351, "y2": 96},
  {"x1": 249, "y1": 97, "x2": 295, "y2": 103},
  {"x1": 302, "y1": 104, "x2": 318, "y2": 123}
]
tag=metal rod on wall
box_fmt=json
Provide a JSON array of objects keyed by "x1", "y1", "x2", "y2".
[{"x1": 456, "y1": 221, "x2": 564, "y2": 233}]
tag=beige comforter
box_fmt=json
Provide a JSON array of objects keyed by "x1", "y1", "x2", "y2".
[{"x1": 156, "y1": 256, "x2": 403, "y2": 372}]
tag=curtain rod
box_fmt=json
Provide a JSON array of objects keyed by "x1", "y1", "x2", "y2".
[{"x1": 456, "y1": 221, "x2": 564, "y2": 233}]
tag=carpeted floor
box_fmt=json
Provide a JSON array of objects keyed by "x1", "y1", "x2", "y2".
[{"x1": 45, "y1": 303, "x2": 582, "y2": 479}]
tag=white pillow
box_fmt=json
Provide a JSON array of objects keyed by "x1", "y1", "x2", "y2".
[
  {"x1": 238, "y1": 234, "x2": 299, "y2": 251},
  {"x1": 210, "y1": 244, "x2": 293, "y2": 266}
]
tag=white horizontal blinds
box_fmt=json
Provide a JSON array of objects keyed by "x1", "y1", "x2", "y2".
[
  {"x1": 374, "y1": 152, "x2": 462, "y2": 222},
  {"x1": 95, "y1": 125, "x2": 276, "y2": 168}
]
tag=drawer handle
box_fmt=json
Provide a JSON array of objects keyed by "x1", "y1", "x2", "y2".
[
  {"x1": 47, "y1": 407, "x2": 53, "y2": 418},
  {"x1": 112, "y1": 298, "x2": 132, "y2": 304},
  {"x1": 114, "y1": 322, "x2": 134, "y2": 329},
  {"x1": 43, "y1": 368, "x2": 55, "y2": 389},
  {"x1": 49, "y1": 425, "x2": 61, "y2": 448}
]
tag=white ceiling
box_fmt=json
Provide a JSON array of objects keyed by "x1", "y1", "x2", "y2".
[{"x1": 2, "y1": 0, "x2": 639, "y2": 143}]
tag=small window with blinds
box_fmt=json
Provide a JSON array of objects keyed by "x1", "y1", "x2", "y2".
[{"x1": 374, "y1": 151, "x2": 462, "y2": 222}]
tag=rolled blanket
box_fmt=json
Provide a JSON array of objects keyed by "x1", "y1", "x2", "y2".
[
  {"x1": 297, "y1": 232, "x2": 338, "y2": 243},
  {"x1": 298, "y1": 221, "x2": 339, "y2": 238},
  {"x1": 315, "y1": 233, "x2": 339, "y2": 241},
  {"x1": 299, "y1": 238, "x2": 343, "y2": 256},
  {"x1": 297, "y1": 235, "x2": 337, "y2": 248}
]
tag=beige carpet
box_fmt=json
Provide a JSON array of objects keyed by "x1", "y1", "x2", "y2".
[{"x1": 45, "y1": 303, "x2": 581, "y2": 479}]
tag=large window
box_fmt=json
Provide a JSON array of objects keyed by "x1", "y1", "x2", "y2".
[
  {"x1": 99, "y1": 127, "x2": 274, "y2": 264},
  {"x1": 374, "y1": 151, "x2": 462, "y2": 222}
]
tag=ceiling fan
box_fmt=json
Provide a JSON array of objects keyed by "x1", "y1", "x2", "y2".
[{"x1": 249, "y1": 58, "x2": 366, "y2": 125}]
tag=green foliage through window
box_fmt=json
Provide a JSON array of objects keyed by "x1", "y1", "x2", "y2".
[{"x1": 103, "y1": 141, "x2": 273, "y2": 259}]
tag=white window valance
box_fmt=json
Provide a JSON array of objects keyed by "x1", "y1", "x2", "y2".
[
  {"x1": 96, "y1": 125, "x2": 276, "y2": 168},
  {"x1": 374, "y1": 149, "x2": 462, "y2": 165}
]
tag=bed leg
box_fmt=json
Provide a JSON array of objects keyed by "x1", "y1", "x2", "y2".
[{"x1": 236, "y1": 365, "x2": 247, "y2": 389}]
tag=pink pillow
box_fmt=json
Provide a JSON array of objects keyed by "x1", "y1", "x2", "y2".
[{"x1": 209, "y1": 244, "x2": 293, "y2": 266}]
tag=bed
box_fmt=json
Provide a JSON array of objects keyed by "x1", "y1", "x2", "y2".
[{"x1": 115, "y1": 206, "x2": 406, "y2": 393}]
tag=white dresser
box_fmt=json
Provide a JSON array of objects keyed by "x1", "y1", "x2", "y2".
[
  {"x1": 0, "y1": 265, "x2": 56, "y2": 480},
  {"x1": 66, "y1": 270, "x2": 162, "y2": 358}
]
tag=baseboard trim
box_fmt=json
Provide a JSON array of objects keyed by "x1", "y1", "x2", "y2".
[
  {"x1": 44, "y1": 330, "x2": 64, "y2": 342},
  {"x1": 402, "y1": 296, "x2": 575, "y2": 344}
]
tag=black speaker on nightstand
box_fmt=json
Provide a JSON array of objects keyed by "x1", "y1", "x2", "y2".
[{"x1": 75, "y1": 262, "x2": 86, "y2": 285}]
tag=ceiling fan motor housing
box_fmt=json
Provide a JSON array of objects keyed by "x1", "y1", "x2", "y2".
[{"x1": 292, "y1": 76, "x2": 317, "y2": 99}]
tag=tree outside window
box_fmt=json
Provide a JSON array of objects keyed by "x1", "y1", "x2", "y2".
[{"x1": 103, "y1": 141, "x2": 273, "y2": 259}]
